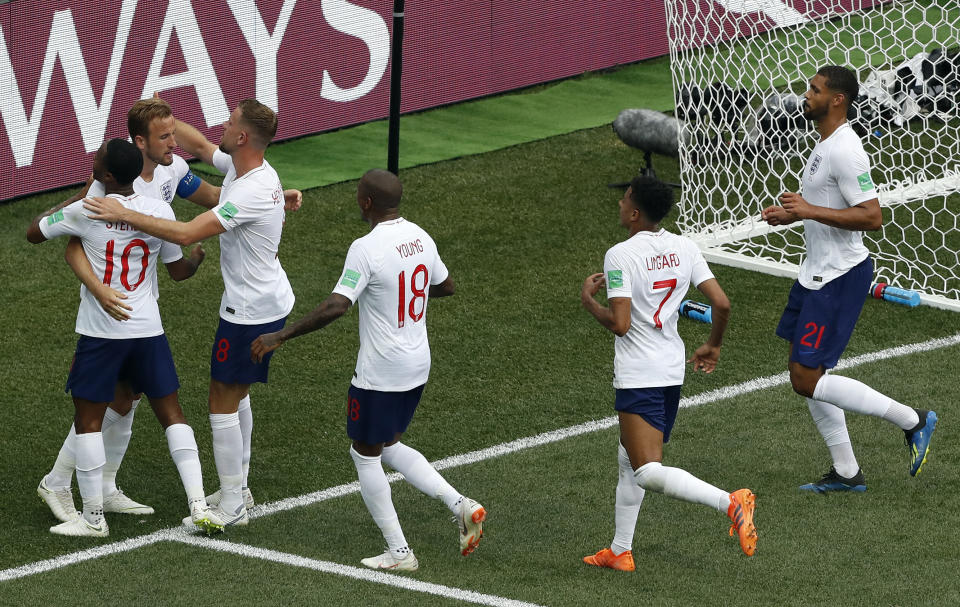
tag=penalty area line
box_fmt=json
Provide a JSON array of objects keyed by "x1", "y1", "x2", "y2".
[
  {"x1": 3, "y1": 331, "x2": 958, "y2": 583},
  {"x1": 170, "y1": 534, "x2": 546, "y2": 607}
]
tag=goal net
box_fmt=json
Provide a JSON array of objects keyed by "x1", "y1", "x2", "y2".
[{"x1": 665, "y1": 0, "x2": 960, "y2": 311}]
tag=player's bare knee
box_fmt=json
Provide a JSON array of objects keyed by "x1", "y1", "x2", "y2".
[{"x1": 789, "y1": 371, "x2": 816, "y2": 397}]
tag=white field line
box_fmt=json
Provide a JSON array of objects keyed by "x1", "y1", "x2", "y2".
[
  {"x1": 171, "y1": 534, "x2": 546, "y2": 607},
  {"x1": 4, "y1": 331, "x2": 959, "y2": 584},
  {"x1": 0, "y1": 530, "x2": 168, "y2": 582}
]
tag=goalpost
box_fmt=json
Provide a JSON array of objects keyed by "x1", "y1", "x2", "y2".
[{"x1": 664, "y1": 0, "x2": 960, "y2": 311}]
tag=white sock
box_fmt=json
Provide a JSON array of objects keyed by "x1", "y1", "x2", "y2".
[
  {"x1": 350, "y1": 446, "x2": 408, "y2": 556},
  {"x1": 806, "y1": 398, "x2": 859, "y2": 477},
  {"x1": 210, "y1": 412, "x2": 244, "y2": 513},
  {"x1": 45, "y1": 424, "x2": 78, "y2": 489},
  {"x1": 238, "y1": 395, "x2": 252, "y2": 489},
  {"x1": 611, "y1": 443, "x2": 644, "y2": 555},
  {"x1": 634, "y1": 461, "x2": 729, "y2": 514},
  {"x1": 166, "y1": 423, "x2": 205, "y2": 504},
  {"x1": 75, "y1": 432, "x2": 106, "y2": 524},
  {"x1": 102, "y1": 399, "x2": 138, "y2": 496},
  {"x1": 381, "y1": 442, "x2": 462, "y2": 512},
  {"x1": 813, "y1": 375, "x2": 920, "y2": 430}
]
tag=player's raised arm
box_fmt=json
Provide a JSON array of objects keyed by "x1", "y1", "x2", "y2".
[
  {"x1": 173, "y1": 118, "x2": 217, "y2": 166},
  {"x1": 581, "y1": 273, "x2": 631, "y2": 337},
  {"x1": 26, "y1": 196, "x2": 77, "y2": 244},
  {"x1": 83, "y1": 196, "x2": 225, "y2": 246}
]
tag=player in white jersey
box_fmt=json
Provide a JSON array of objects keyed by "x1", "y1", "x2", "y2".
[
  {"x1": 83, "y1": 100, "x2": 296, "y2": 530},
  {"x1": 37, "y1": 98, "x2": 224, "y2": 520},
  {"x1": 251, "y1": 169, "x2": 486, "y2": 571},
  {"x1": 761, "y1": 65, "x2": 937, "y2": 492},
  {"x1": 27, "y1": 139, "x2": 219, "y2": 537},
  {"x1": 581, "y1": 176, "x2": 756, "y2": 569}
]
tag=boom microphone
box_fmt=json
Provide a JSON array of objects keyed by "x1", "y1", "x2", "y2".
[{"x1": 612, "y1": 109, "x2": 684, "y2": 157}]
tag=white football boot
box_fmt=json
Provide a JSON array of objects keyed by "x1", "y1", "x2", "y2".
[
  {"x1": 37, "y1": 478, "x2": 79, "y2": 523},
  {"x1": 205, "y1": 487, "x2": 254, "y2": 510},
  {"x1": 183, "y1": 502, "x2": 248, "y2": 533},
  {"x1": 457, "y1": 497, "x2": 486, "y2": 555},
  {"x1": 50, "y1": 515, "x2": 108, "y2": 538},
  {"x1": 360, "y1": 549, "x2": 419, "y2": 571},
  {"x1": 102, "y1": 488, "x2": 154, "y2": 515}
]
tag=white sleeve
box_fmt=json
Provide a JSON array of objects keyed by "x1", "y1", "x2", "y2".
[
  {"x1": 332, "y1": 241, "x2": 371, "y2": 303},
  {"x1": 603, "y1": 245, "x2": 632, "y2": 299},
  {"x1": 171, "y1": 155, "x2": 190, "y2": 180},
  {"x1": 427, "y1": 236, "x2": 449, "y2": 284},
  {"x1": 157, "y1": 204, "x2": 184, "y2": 263},
  {"x1": 836, "y1": 141, "x2": 877, "y2": 206},
  {"x1": 430, "y1": 255, "x2": 449, "y2": 285},
  {"x1": 212, "y1": 149, "x2": 232, "y2": 174},
  {"x1": 38, "y1": 201, "x2": 91, "y2": 241},
  {"x1": 86, "y1": 180, "x2": 106, "y2": 197},
  {"x1": 212, "y1": 184, "x2": 270, "y2": 230},
  {"x1": 688, "y1": 241, "x2": 715, "y2": 287}
]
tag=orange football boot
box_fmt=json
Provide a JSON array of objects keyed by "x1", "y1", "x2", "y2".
[
  {"x1": 583, "y1": 547, "x2": 635, "y2": 571},
  {"x1": 727, "y1": 488, "x2": 758, "y2": 556}
]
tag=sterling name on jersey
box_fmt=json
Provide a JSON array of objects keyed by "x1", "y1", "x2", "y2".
[
  {"x1": 604, "y1": 229, "x2": 714, "y2": 389},
  {"x1": 39, "y1": 194, "x2": 183, "y2": 339},
  {"x1": 799, "y1": 122, "x2": 878, "y2": 289},
  {"x1": 333, "y1": 218, "x2": 449, "y2": 392},
  {"x1": 87, "y1": 155, "x2": 198, "y2": 300},
  {"x1": 210, "y1": 149, "x2": 295, "y2": 324},
  {"x1": 87, "y1": 155, "x2": 199, "y2": 204}
]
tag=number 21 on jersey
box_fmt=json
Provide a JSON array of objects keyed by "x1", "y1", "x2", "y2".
[{"x1": 398, "y1": 264, "x2": 428, "y2": 328}]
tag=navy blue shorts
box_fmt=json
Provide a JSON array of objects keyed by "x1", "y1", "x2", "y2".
[
  {"x1": 210, "y1": 317, "x2": 286, "y2": 384},
  {"x1": 614, "y1": 385, "x2": 682, "y2": 443},
  {"x1": 65, "y1": 334, "x2": 179, "y2": 403},
  {"x1": 346, "y1": 384, "x2": 425, "y2": 445},
  {"x1": 775, "y1": 256, "x2": 872, "y2": 370}
]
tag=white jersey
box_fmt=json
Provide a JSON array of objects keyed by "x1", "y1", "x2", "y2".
[
  {"x1": 88, "y1": 155, "x2": 193, "y2": 299},
  {"x1": 603, "y1": 229, "x2": 714, "y2": 389},
  {"x1": 798, "y1": 122, "x2": 877, "y2": 289},
  {"x1": 332, "y1": 218, "x2": 449, "y2": 392},
  {"x1": 87, "y1": 155, "x2": 191, "y2": 205},
  {"x1": 39, "y1": 193, "x2": 183, "y2": 339},
  {"x1": 210, "y1": 149, "x2": 295, "y2": 324}
]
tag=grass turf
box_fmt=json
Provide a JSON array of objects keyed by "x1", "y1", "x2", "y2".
[{"x1": 1, "y1": 124, "x2": 958, "y2": 605}]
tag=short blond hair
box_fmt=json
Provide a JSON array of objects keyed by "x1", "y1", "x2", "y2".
[
  {"x1": 238, "y1": 99, "x2": 277, "y2": 149},
  {"x1": 127, "y1": 98, "x2": 172, "y2": 141}
]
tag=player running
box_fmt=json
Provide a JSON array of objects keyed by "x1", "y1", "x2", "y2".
[
  {"x1": 27, "y1": 139, "x2": 217, "y2": 536},
  {"x1": 580, "y1": 176, "x2": 756, "y2": 570},
  {"x1": 250, "y1": 169, "x2": 485, "y2": 571},
  {"x1": 761, "y1": 65, "x2": 937, "y2": 492}
]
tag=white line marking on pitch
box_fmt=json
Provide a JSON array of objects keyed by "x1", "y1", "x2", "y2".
[
  {"x1": 4, "y1": 332, "x2": 959, "y2": 583},
  {"x1": 0, "y1": 530, "x2": 169, "y2": 582},
  {"x1": 170, "y1": 534, "x2": 545, "y2": 607}
]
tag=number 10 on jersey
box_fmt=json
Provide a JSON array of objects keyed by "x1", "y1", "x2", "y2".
[{"x1": 398, "y1": 264, "x2": 428, "y2": 328}]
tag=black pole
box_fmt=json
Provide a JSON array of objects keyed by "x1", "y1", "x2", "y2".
[{"x1": 387, "y1": 0, "x2": 405, "y2": 175}]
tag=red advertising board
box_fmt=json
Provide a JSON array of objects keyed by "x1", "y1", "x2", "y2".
[{"x1": 0, "y1": 0, "x2": 878, "y2": 201}]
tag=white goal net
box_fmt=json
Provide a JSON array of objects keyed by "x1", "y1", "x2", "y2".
[{"x1": 665, "y1": 0, "x2": 960, "y2": 311}]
